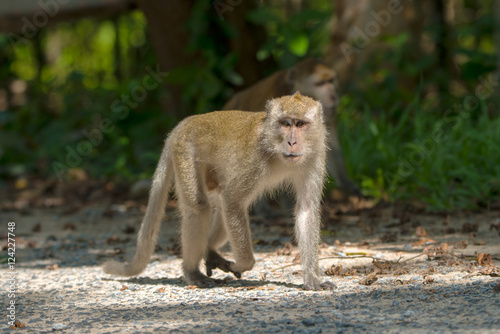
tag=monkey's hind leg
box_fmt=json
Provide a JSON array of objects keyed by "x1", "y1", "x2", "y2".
[
  {"x1": 180, "y1": 202, "x2": 217, "y2": 288},
  {"x1": 205, "y1": 200, "x2": 241, "y2": 278}
]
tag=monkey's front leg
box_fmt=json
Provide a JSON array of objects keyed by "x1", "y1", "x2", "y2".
[
  {"x1": 223, "y1": 204, "x2": 256, "y2": 275},
  {"x1": 295, "y1": 181, "x2": 336, "y2": 291}
]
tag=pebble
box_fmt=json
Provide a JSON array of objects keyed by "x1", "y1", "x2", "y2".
[
  {"x1": 418, "y1": 294, "x2": 428, "y2": 301},
  {"x1": 52, "y1": 323, "x2": 68, "y2": 330},
  {"x1": 404, "y1": 310, "x2": 415, "y2": 317},
  {"x1": 301, "y1": 318, "x2": 315, "y2": 327}
]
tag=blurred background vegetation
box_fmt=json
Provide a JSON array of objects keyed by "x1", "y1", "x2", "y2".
[{"x1": 0, "y1": 0, "x2": 499, "y2": 211}]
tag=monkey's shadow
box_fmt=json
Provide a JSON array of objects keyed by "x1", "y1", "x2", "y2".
[{"x1": 103, "y1": 276, "x2": 302, "y2": 289}]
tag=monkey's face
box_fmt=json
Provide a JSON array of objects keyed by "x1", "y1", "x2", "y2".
[
  {"x1": 265, "y1": 93, "x2": 324, "y2": 165},
  {"x1": 297, "y1": 65, "x2": 338, "y2": 114},
  {"x1": 278, "y1": 118, "x2": 309, "y2": 164},
  {"x1": 312, "y1": 77, "x2": 337, "y2": 111}
]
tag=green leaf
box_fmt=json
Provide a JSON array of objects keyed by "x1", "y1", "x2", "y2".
[{"x1": 287, "y1": 33, "x2": 309, "y2": 56}]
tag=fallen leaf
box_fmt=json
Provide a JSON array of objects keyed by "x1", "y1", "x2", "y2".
[
  {"x1": 372, "y1": 259, "x2": 394, "y2": 272},
  {"x1": 423, "y1": 243, "x2": 450, "y2": 258},
  {"x1": 411, "y1": 238, "x2": 436, "y2": 247},
  {"x1": 46, "y1": 264, "x2": 58, "y2": 270},
  {"x1": 470, "y1": 233, "x2": 485, "y2": 245},
  {"x1": 359, "y1": 272, "x2": 378, "y2": 285},
  {"x1": 9, "y1": 320, "x2": 26, "y2": 329},
  {"x1": 325, "y1": 264, "x2": 343, "y2": 276},
  {"x1": 394, "y1": 279, "x2": 407, "y2": 285},
  {"x1": 416, "y1": 226, "x2": 427, "y2": 237},
  {"x1": 480, "y1": 266, "x2": 500, "y2": 277},
  {"x1": 423, "y1": 275, "x2": 435, "y2": 284},
  {"x1": 120, "y1": 285, "x2": 128, "y2": 291},
  {"x1": 453, "y1": 240, "x2": 468, "y2": 249},
  {"x1": 394, "y1": 267, "x2": 409, "y2": 276},
  {"x1": 186, "y1": 285, "x2": 198, "y2": 289},
  {"x1": 345, "y1": 268, "x2": 357, "y2": 276},
  {"x1": 477, "y1": 253, "x2": 492, "y2": 266},
  {"x1": 157, "y1": 287, "x2": 166, "y2": 293}
]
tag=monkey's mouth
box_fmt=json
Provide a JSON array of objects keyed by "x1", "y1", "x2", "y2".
[{"x1": 283, "y1": 153, "x2": 302, "y2": 163}]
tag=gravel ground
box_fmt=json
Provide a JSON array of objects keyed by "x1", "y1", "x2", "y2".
[{"x1": 2, "y1": 207, "x2": 500, "y2": 333}]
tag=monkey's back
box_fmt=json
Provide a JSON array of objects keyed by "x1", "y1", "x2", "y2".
[
  {"x1": 222, "y1": 71, "x2": 291, "y2": 112},
  {"x1": 169, "y1": 111, "x2": 269, "y2": 182}
]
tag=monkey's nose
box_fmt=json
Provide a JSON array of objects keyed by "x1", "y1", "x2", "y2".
[{"x1": 288, "y1": 141, "x2": 297, "y2": 146}]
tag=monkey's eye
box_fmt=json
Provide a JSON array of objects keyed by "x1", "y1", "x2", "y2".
[
  {"x1": 314, "y1": 81, "x2": 326, "y2": 87},
  {"x1": 280, "y1": 119, "x2": 292, "y2": 127},
  {"x1": 295, "y1": 121, "x2": 306, "y2": 128}
]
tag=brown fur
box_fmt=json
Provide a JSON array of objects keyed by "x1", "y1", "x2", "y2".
[{"x1": 103, "y1": 93, "x2": 335, "y2": 290}]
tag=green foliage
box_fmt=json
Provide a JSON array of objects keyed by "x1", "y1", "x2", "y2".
[
  {"x1": 339, "y1": 96, "x2": 500, "y2": 211},
  {"x1": 0, "y1": 12, "x2": 171, "y2": 181},
  {"x1": 0, "y1": 2, "x2": 499, "y2": 212},
  {"x1": 248, "y1": 6, "x2": 331, "y2": 68}
]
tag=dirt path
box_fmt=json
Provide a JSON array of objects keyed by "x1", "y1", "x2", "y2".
[{"x1": 1, "y1": 205, "x2": 499, "y2": 333}]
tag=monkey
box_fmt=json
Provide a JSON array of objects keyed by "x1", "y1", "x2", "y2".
[
  {"x1": 103, "y1": 93, "x2": 335, "y2": 290},
  {"x1": 223, "y1": 57, "x2": 361, "y2": 196}
]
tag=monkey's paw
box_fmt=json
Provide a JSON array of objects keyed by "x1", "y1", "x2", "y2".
[
  {"x1": 303, "y1": 280, "x2": 337, "y2": 291},
  {"x1": 184, "y1": 270, "x2": 217, "y2": 288},
  {"x1": 205, "y1": 250, "x2": 241, "y2": 278}
]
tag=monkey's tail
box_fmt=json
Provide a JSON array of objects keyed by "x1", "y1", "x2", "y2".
[{"x1": 103, "y1": 141, "x2": 174, "y2": 277}]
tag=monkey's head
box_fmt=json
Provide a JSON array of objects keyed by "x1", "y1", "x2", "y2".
[
  {"x1": 286, "y1": 58, "x2": 338, "y2": 117},
  {"x1": 263, "y1": 93, "x2": 325, "y2": 165}
]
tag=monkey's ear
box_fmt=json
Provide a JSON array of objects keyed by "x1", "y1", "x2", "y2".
[
  {"x1": 265, "y1": 98, "x2": 276, "y2": 112},
  {"x1": 285, "y1": 68, "x2": 297, "y2": 84},
  {"x1": 265, "y1": 98, "x2": 281, "y2": 119},
  {"x1": 305, "y1": 101, "x2": 324, "y2": 122}
]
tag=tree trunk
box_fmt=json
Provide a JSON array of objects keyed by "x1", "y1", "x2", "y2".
[
  {"x1": 325, "y1": 0, "x2": 424, "y2": 92},
  {"x1": 136, "y1": 0, "x2": 196, "y2": 119},
  {"x1": 224, "y1": 1, "x2": 273, "y2": 89}
]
